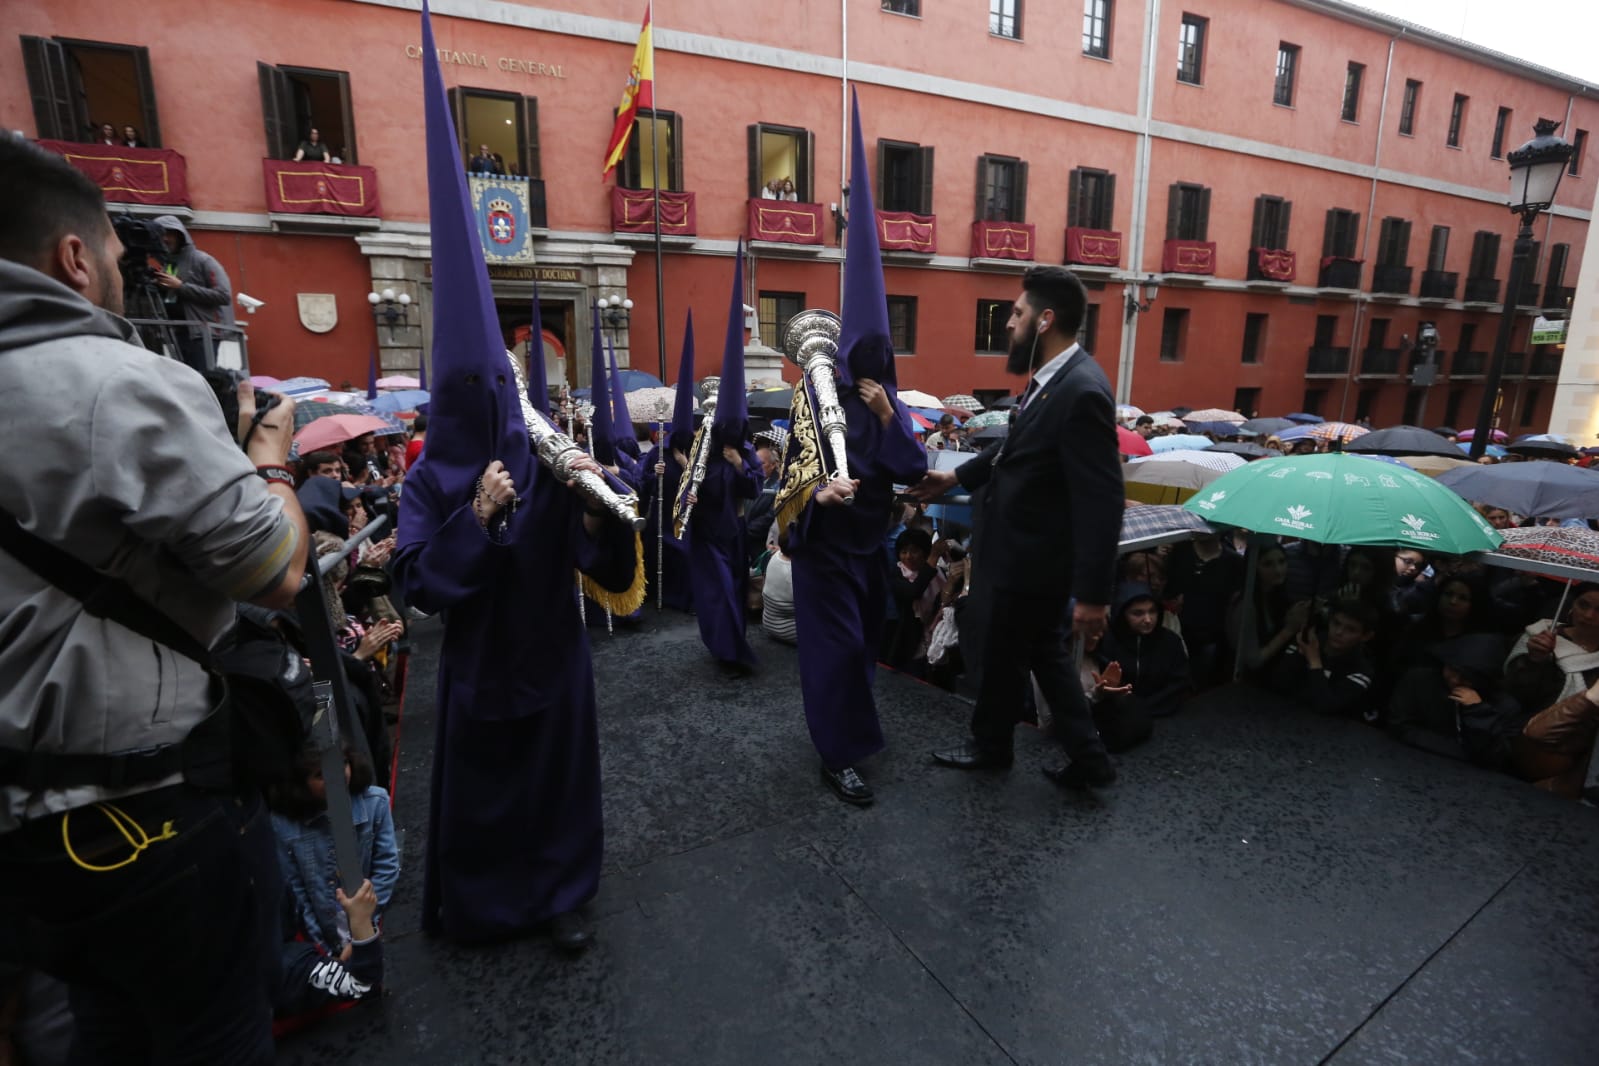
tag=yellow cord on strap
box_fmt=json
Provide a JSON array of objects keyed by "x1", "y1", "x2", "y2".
[{"x1": 62, "y1": 803, "x2": 178, "y2": 873}]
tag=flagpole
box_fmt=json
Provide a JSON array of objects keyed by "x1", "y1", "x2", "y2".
[{"x1": 649, "y1": 6, "x2": 668, "y2": 384}]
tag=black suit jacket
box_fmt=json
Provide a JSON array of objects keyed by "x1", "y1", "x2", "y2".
[{"x1": 955, "y1": 349, "x2": 1124, "y2": 605}]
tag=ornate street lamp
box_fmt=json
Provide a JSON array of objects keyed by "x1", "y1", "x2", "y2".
[
  {"x1": 1123, "y1": 274, "x2": 1161, "y2": 321},
  {"x1": 596, "y1": 294, "x2": 633, "y2": 337},
  {"x1": 1470, "y1": 119, "x2": 1574, "y2": 460},
  {"x1": 367, "y1": 288, "x2": 412, "y2": 340}
]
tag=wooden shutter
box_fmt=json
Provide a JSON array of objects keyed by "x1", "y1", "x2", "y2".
[
  {"x1": 800, "y1": 129, "x2": 814, "y2": 202},
  {"x1": 747, "y1": 124, "x2": 761, "y2": 198},
  {"x1": 1251, "y1": 196, "x2": 1267, "y2": 248},
  {"x1": 670, "y1": 111, "x2": 684, "y2": 192},
  {"x1": 131, "y1": 46, "x2": 162, "y2": 147},
  {"x1": 258, "y1": 62, "x2": 294, "y2": 160},
  {"x1": 21, "y1": 37, "x2": 74, "y2": 141},
  {"x1": 446, "y1": 87, "x2": 468, "y2": 165},
  {"x1": 1398, "y1": 219, "x2": 1412, "y2": 264},
  {"x1": 918, "y1": 145, "x2": 935, "y2": 216},
  {"x1": 1525, "y1": 239, "x2": 1542, "y2": 283},
  {"x1": 522, "y1": 96, "x2": 540, "y2": 179},
  {"x1": 1067, "y1": 168, "x2": 1082, "y2": 227},
  {"x1": 975, "y1": 155, "x2": 989, "y2": 220},
  {"x1": 1548, "y1": 243, "x2": 1569, "y2": 288},
  {"x1": 1102, "y1": 173, "x2": 1116, "y2": 230},
  {"x1": 1197, "y1": 187, "x2": 1212, "y2": 241},
  {"x1": 875, "y1": 139, "x2": 887, "y2": 207},
  {"x1": 1013, "y1": 161, "x2": 1028, "y2": 223},
  {"x1": 1166, "y1": 184, "x2": 1181, "y2": 240},
  {"x1": 1348, "y1": 213, "x2": 1361, "y2": 258},
  {"x1": 1277, "y1": 201, "x2": 1293, "y2": 250},
  {"x1": 1323, "y1": 209, "x2": 1339, "y2": 258}
]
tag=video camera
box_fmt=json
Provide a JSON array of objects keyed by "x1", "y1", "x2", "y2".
[
  {"x1": 111, "y1": 214, "x2": 167, "y2": 293},
  {"x1": 202, "y1": 368, "x2": 282, "y2": 452}
]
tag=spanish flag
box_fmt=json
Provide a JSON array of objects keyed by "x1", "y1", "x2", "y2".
[{"x1": 602, "y1": 3, "x2": 654, "y2": 176}]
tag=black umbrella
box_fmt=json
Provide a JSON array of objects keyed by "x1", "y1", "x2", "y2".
[
  {"x1": 1206, "y1": 441, "x2": 1279, "y2": 459},
  {"x1": 1241, "y1": 417, "x2": 1295, "y2": 435},
  {"x1": 988, "y1": 395, "x2": 1020, "y2": 409},
  {"x1": 1344, "y1": 425, "x2": 1462, "y2": 459},
  {"x1": 746, "y1": 387, "x2": 794, "y2": 414},
  {"x1": 1170, "y1": 406, "x2": 1193, "y2": 417},
  {"x1": 969, "y1": 424, "x2": 1009, "y2": 442},
  {"x1": 1507, "y1": 435, "x2": 1580, "y2": 460},
  {"x1": 1431, "y1": 426, "x2": 1459, "y2": 438},
  {"x1": 1436, "y1": 463, "x2": 1599, "y2": 521}
]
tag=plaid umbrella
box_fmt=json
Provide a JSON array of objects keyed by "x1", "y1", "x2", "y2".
[
  {"x1": 293, "y1": 398, "x2": 406, "y2": 435},
  {"x1": 965, "y1": 410, "x2": 1010, "y2": 429},
  {"x1": 1184, "y1": 408, "x2": 1245, "y2": 423},
  {"x1": 942, "y1": 393, "x2": 984, "y2": 412},
  {"x1": 1121, "y1": 502, "x2": 1214, "y2": 543},
  {"x1": 1129, "y1": 449, "x2": 1246, "y2": 473},
  {"x1": 626, "y1": 386, "x2": 678, "y2": 423},
  {"x1": 1306, "y1": 421, "x2": 1370, "y2": 443},
  {"x1": 1494, "y1": 527, "x2": 1599, "y2": 576}
]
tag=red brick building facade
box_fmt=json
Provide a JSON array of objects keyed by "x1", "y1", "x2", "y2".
[{"x1": 5, "y1": 0, "x2": 1594, "y2": 425}]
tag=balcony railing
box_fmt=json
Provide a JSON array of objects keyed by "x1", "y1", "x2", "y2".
[
  {"x1": 1452, "y1": 351, "x2": 1487, "y2": 377},
  {"x1": 612, "y1": 187, "x2": 697, "y2": 236},
  {"x1": 1318, "y1": 256, "x2": 1362, "y2": 289},
  {"x1": 1529, "y1": 350, "x2": 1563, "y2": 377},
  {"x1": 1162, "y1": 238, "x2": 1217, "y2": 275},
  {"x1": 42, "y1": 140, "x2": 191, "y2": 207},
  {"x1": 1463, "y1": 277, "x2": 1500, "y2": 303},
  {"x1": 1064, "y1": 226, "x2": 1122, "y2": 267},
  {"x1": 264, "y1": 159, "x2": 382, "y2": 219},
  {"x1": 1370, "y1": 264, "x2": 1413, "y2": 295},
  {"x1": 1419, "y1": 269, "x2": 1458, "y2": 300},
  {"x1": 877, "y1": 210, "x2": 937, "y2": 254},
  {"x1": 1504, "y1": 351, "x2": 1527, "y2": 376},
  {"x1": 1306, "y1": 346, "x2": 1351, "y2": 376},
  {"x1": 1360, "y1": 347, "x2": 1402, "y2": 376},
  {"x1": 748, "y1": 200, "x2": 824, "y2": 246},
  {"x1": 1516, "y1": 276, "x2": 1542, "y2": 307},
  {"x1": 1248, "y1": 247, "x2": 1297, "y2": 283},
  {"x1": 1543, "y1": 284, "x2": 1575, "y2": 311},
  {"x1": 970, "y1": 219, "x2": 1036, "y2": 261}
]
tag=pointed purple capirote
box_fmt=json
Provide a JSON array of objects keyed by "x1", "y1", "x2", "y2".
[
  {"x1": 588, "y1": 305, "x2": 618, "y2": 466},
  {"x1": 669, "y1": 311, "x2": 696, "y2": 450},
  {"x1": 414, "y1": 0, "x2": 530, "y2": 498},
  {"x1": 527, "y1": 280, "x2": 550, "y2": 416},
  {"x1": 837, "y1": 89, "x2": 895, "y2": 389},
  {"x1": 366, "y1": 347, "x2": 379, "y2": 400},
  {"x1": 712, "y1": 240, "x2": 748, "y2": 442},
  {"x1": 605, "y1": 335, "x2": 637, "y2": 457}
]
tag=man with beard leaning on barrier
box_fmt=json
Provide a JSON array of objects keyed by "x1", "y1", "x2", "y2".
[
  {"x1": 910, "y1": 265, "x2": 1124, "y2": 789},
  {"x1": 0, "y1": 136, "x2": 310, "y2": 1066}
]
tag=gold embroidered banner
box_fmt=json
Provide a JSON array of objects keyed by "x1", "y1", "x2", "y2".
[
  {"x1": 1251, "y1": 248, "x2": 1297, "y2": 282},
  {"x1": 263, "y1": 160, "x2": 382, "y2": 217},
  {"x1": 876, "y1": 210, "x2": 936, "y2": 253},
  {"x1": 612, "y1": 187, "x2": 697, "y2": 234},
  {"x1": 970, "y1": 220, "x2": 1035, "y2": 260},
  {"x1": 748, "y1": 200, "x2": 823, "y2": 245},
  {"x1": 40, "y1": 141, "x2": 189, "y2": 206},
  {"x1": 1161, "y1": 239, "x2": 1216, "y2": 275},
  {"x1": 1065, "y1": 227, "x2": 1122, "y2": 267}
]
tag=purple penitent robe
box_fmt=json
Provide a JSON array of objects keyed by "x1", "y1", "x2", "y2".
[
  {"x1": 687, "y1": 442, "x2": 761, "y2": 668},
  {"x1": 394, "y1": 457, "x2": 636, "y2": 943},
  {"x1": 789, "y1": 388, "x2": 928, "y2": 770}
]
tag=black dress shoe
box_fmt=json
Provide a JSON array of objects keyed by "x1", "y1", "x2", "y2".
[
  {"x1": 822, "y1": 765, "x2": 874, "y2": 806},
  {"x1": 547, "y1": 910, "x2": 594, "y2": 952},
  {"x1": 1042, "y1": 757, "x2": 1117, "y2": 789},
  {"x1": 930, "y1": 741, "x2": 1013, "y2": 770},
  {"x1": 719, "y1": 660, "x2": 755, "y2": 679}
]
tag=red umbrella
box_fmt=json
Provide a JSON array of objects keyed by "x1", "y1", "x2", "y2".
[
  {"x1": 1118, "y1": 425, "x2": 1153, "y2": 457},
  {"x1": 294, "y1": 413, "x2": 396, "y2": 453},
  {"x1": 908, "y1": 411, "x2": 934, "y2": 430},
  {"x1": 1456, "y1": 428, "x2": 1508, "y2": 443}
]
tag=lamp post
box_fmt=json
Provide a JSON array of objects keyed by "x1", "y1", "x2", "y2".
[
  {"x1": 1123, "y1": 274, "x2": 1161, "y2": 321},
  {"x1": 596, "y1": 294, "x2": 633, "y2": 339},
  {"x1": 1470, "y1": 119, "x2": 1574, "y2": 460},
  {"x1": 367, "y1": 288, "x2": 412, "y2": 340}
]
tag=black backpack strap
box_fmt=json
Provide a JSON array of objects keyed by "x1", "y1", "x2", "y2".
[{"x1": 0, "y1": 508, "x2": 215, "y2": 789}]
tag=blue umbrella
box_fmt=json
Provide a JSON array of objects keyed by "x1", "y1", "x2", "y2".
[
  {"x1": 370, "y1": 389, "x2": 430, "y2": 412},
  {"x1": 274, "y1": 376, "x2": 332, "y2": 398},
  {"x1": 1457, "y1": 441, "x2": 1507, "y2": 458},
  {"x1": 1150, "y1": 433, "x2": 1216, "y2": 453},
  {"x1": 1283, "y1": 412, "x2": 1322, "y2": 424},
  {"x1": 615, "y1": 368, "x2": 666, "y2": 392},
  {"x1": 911, "y1": 406, "x2": 957, "y2": 423},
  {"x1": 1182, "y1": 420, "x2": 1239, "y2": 437}
]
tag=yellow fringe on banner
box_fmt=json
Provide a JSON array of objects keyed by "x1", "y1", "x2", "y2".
[
  {"x1": 772, "y1": 381, "x2": 823, "y2": 537},
  {"x1": 576, "y1": 529, "x2": 648, "y2": 615}
]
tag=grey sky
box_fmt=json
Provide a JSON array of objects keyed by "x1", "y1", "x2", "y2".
[{"x1": 1348, "y1": 0, "x2": 1599, "y2": 84}]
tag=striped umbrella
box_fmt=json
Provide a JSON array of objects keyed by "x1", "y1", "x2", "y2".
[
  {"x1": 293, "y1": 398, "x2": 406, "y2": 435},
  {"x1": 1129, "y1": 449, "x2": 1246, "y2": 473},
  {"x1": 1306, "y1": 421, "x2": 1370, "y2": 443},
  {"x1": 942, "y1": 393, "x2": 985, "y2": 412}
]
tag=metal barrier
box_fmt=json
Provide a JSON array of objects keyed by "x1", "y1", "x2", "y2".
[{"x1": 124, "y1": 316, "x2": 250, "y2": 372}]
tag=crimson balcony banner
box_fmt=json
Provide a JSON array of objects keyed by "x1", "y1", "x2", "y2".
[
  {"x1": 970, "y1": 220, "x2": 1035, "y2": 261},
  {"x1": 263, "y1": 160, "x2": 382, "y2": 218},
  {"x1": 1162, "y1": 239, "x2": 1217, "y2": 275},
  {"x1": 1064, "y1": 227, "x2": 1123, "y2": 267},
  {"x1": 612, "y1": 187, "x2": 697, "y2": 234},
  {"x1": 748, "y1": 200, "x2": 824, "y2": 245},
  {"x1": 39, "y1": 141, "x2": 190, "y2": 207},
  {"x1": 876, "y1": 210, "x2": 936, "y2": 253},
  {"x1": 1251, "y1": 248, "x2": 1297, "y2": 282}
]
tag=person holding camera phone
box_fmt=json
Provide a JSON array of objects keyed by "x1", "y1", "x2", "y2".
[{"x1": 0, "y1": 138, "x2": 310, "y2": 1066}]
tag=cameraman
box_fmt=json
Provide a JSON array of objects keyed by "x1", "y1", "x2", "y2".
[
  {"x1": 0, "y1": 138, "x2": 308, "y2": 1065},
  {"x1": 150, "y1": 214, "x2": 236, "y2": 373}
]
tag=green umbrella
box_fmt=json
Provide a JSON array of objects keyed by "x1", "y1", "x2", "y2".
[
  {"x1": 964, "y1": 410, "x2": 1009, "y2": 429},
  {"x1": 1182, "y1": 453, "x2": 1502, "y2": 554}
]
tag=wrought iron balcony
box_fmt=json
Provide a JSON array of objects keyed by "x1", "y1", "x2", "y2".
[
  {"x1": 1370, "y1": 264, "x2": 1413, "y2": 296},
  {"x1": 1318, "y1": 257, "x2": 1362, "y2": 289},
  {"x1": 1504, "y1": 351, "x2": 1527, "y2": 376},
  {"x1": 1419, "y1": 269, "x2": 1457, "y2": 300},
  {"x1": 1463, "y1": 277, "x2": 1500, "y2": 303},
  {"x1": 1306, "y1": 346, "x2": 1351, "y2": 376},
  {"x1": 1359, "y1": 347, "x2": 1402, "y2": 376},
  {"x1": 1529, "y1": 350, "x2": 1563, "y2": 377},
  {"x1": 1452, "y1": 351, "x2": 1487, "y2": 377}
]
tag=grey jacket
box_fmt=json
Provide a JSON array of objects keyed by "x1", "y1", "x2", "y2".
[
  {"x1": 152, "y1": 215, "x2": 236, "y2": 332},
  {"x1": 0, "y1": 260, "x2": 294, "y2": 833}
]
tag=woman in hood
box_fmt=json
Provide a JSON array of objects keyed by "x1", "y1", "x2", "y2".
[{"x1": 1388, "y1": 632, "x2": 1523, "y2": 768}]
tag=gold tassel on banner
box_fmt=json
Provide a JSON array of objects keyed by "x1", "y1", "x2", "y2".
[{"x1": 576, "y1": 529, "x2": 649, "y2": 616}]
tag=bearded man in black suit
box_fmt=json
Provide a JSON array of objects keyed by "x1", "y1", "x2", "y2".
[{"x1": 910, "y1": 265, "x2": 1125, "y2": 787}]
